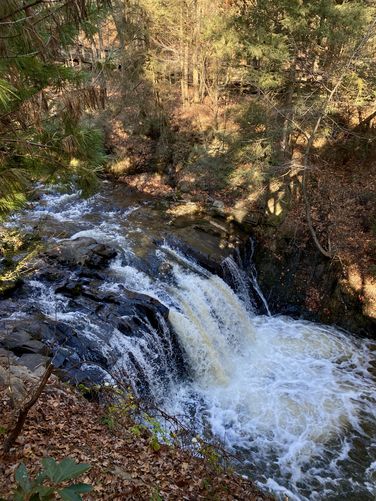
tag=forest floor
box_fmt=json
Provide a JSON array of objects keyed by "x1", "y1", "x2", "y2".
[
  {"x1": 0, "y1": 373, "x2": 271, "y2": 500},
  {"x1": 286, "y1": 160, "x2": 376, "y2": 319}
]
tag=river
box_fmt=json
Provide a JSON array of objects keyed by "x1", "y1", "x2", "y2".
[{"x1": 1, "y1": 183, "x2": 376, "y2": 500}]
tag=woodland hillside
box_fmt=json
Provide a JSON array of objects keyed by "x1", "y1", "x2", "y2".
[{"x1": 1, "y1": 1, "x2": 376, "y2": 500}]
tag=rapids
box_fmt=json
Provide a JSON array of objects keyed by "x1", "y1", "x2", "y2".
[{"x1": 2, "y1": 184, "x2": 376, "y2": 500}]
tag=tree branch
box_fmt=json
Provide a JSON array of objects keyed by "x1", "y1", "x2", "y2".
[
  {"x1": 0, "y1": 0, "x2": 46, "y2": 23},
  {"x1": 3, "y1": 363, "x2": 54, "y2": 453},
  {"x1": 301, "y1": 16, "x2": 376, "y2": 258}
]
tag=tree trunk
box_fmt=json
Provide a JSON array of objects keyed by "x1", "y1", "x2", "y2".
[
  {"x1": 192, "y1": 0, "x2": 200, "y2": 104},
  {"x1": 98, "y1": 24, "x2": 105, "y2": 60},
  {"x1": 281, "y1": 62, "x2": 296, "y2": 161},
  {"x1": 3, "y1": 363, "x2": 54, "y2": 453},
  {"x1": 180, "y1": 5, "x2": 189, "y2": 105},
  {"x1": 199, "y1": 57, "x2": 206, "y2": 101}
]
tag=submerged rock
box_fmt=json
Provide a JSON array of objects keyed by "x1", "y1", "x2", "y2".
[{"x1": 55, "y1": 279, "x2": 83, "y2": 297}]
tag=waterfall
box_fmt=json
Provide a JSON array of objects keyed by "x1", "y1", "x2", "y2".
[{"x1": 2, "y1": 186, "x2": 376, "y2": 501}]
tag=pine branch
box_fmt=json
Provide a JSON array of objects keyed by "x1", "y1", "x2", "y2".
[
  {"x1": 0, "y1": 1, "x2": 46, "y2": 23},
  {"x1": 1, "y1": 137, "x2": 53, "y2": 148}
]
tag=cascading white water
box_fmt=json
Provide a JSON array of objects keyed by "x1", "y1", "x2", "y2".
[
  {"x1": 3, "y1": 187, "x2": 376, "y2": 500},
  {"x1": 153, "y1": 256, "x2": 375, "y2": 500}
]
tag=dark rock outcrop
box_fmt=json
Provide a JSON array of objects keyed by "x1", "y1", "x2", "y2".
[
  {"x1": 252, "y1": 235, "x2": 376, "y2": 337},
  {"x1": 44, "y1": 237, "x2": 118, "y2": 269},
  {"x1": 0, "y1": 236, "x2": 183, "y2": 389}
]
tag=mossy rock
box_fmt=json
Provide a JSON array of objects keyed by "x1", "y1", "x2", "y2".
[{"x1": 0, "y1": 278, "x2": 23, "y2": 298}]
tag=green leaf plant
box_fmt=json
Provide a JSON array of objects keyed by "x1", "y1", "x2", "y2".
[{"x1": 7, "y1": 457, "x2": 92, "y2": 501}]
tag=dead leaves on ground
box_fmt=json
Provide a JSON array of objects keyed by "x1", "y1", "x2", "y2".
[{"x1": 0, "y1": 381, "x2": 271, "y2": 500}]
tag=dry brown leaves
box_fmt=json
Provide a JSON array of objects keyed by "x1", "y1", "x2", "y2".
[
  {"x1": 119, "y1": 173, "x2": 174, "y2": 197},
  {"x1": 0, "y1": 381, "x2": 271, "y2": 500}
]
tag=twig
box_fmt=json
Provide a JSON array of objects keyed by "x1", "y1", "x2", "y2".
[{"x1": 3, "y1": 362, "x2": 54, "y2": 453}]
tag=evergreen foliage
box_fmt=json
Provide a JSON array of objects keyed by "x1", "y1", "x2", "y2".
[
  {"x1": 231, "y1": 0, "x2": 376, "y2": 156},
  {"x1": 1, "y1": 0, "x2": 376, "y2": 216},
  {"x1": 0, "y1": 0, "x2": 110, "y2": 213},
  {"x1": 6, "y1": 457, "x2": 91, "y2": 501}
]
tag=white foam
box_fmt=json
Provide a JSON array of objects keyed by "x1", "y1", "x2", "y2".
[{"x1": 161, "y1": 260, "x2": 376, "y2": 499}]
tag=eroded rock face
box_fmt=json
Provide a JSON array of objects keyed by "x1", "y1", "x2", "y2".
[{"x1": 252, "y1": 234, "x2": 376, "y2": 337}]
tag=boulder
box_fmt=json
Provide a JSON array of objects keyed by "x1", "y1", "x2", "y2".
[
  {"x1": 1, "y1": 331, "x2": 47, "y2": 355},
  {"x1": 0, "y1": 366, "x2": 28, "y2": 403},
  {"x1": 45, "y1": 237, "x2": 117, "y2": 269},
  {"x1": 20, "y1": 339, "x2": 47, "y2": 354},
  {"x1": 212, "y1": 199, "x2": 225, "y2": 210},
  {"x1": 0, "y1": 361, "x2": 39, "y2": 405},
  {"x1": 0, "y1": 347, "x2": 17, "y2": 361},
  {"x1": 55, "y1": 279, "x2": 84, "y2": 297},
  {"x1": 18, "y1": 353, "x2": 50, "y2": 372},
  {"x1": 178, "y1": 181, "x2": 191, "y2": 193},
  {"x1": 1, "y1": 330, "x2": 32, "y2": 351}
]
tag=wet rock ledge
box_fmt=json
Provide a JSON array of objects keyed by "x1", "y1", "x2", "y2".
[{"x1": 0, "y1": 236, "x2": 184, "y2": 390}]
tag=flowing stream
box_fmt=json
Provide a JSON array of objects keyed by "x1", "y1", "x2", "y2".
[{"x1": 2, "y1": 184, "x2": 376, "y2": 500}]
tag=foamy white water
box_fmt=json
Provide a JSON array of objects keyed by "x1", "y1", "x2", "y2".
[
  {"x1": 4, "y1": 186, "x2": 376, "y2": 500},
  {"x1": 155, "y1": 261, "x2": 375, "y2": 500}
]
